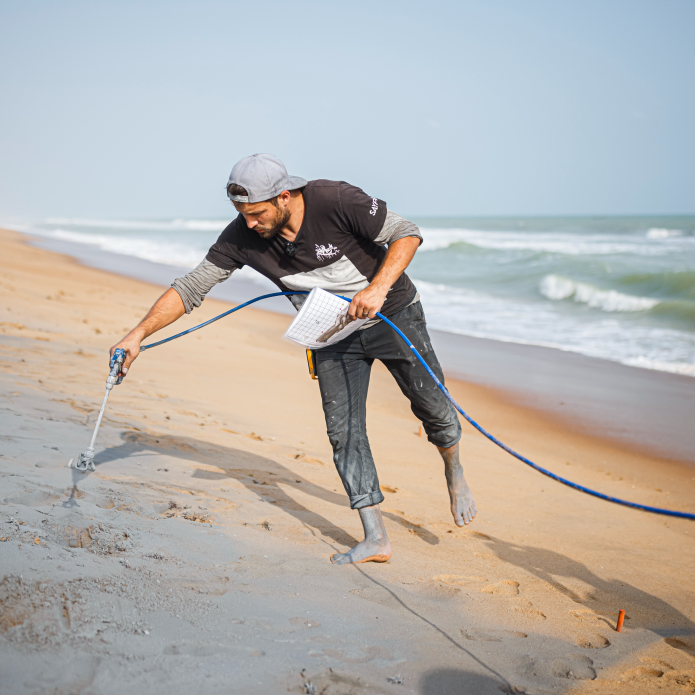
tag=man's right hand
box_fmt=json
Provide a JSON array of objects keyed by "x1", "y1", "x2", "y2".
[
  {"x1": 107, "y1": 288, "x2": 186, "y2": 377},
  {"x1": 110, "y1": 329, "x2": 145, "y2": 378}
]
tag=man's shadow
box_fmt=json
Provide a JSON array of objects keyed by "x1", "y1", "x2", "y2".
[
  {"x1": 420, "y1": 669, "x2": 507, "y2": 695},
  {"x1": 484, "y1": 535, "x2": 695, "y2": 655},
  {"x1": 90, "y1": 429, "x2": 442, "y2": 548},
  {"x1": 94, "y1": 430, "x2": 362, "y2": 548}
]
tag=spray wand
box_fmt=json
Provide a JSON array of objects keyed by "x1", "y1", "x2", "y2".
[{"x1": 68, "y1": 348, "x2": 126, "y2": 472}]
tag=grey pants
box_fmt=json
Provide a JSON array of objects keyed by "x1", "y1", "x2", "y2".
[{"x1": 316, "y1": 301, "x2": 461, "y2": 509}]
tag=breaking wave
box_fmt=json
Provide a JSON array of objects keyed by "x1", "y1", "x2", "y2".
[{"x1": 539, "y1": 275, "x2": 660, "y2": 312}]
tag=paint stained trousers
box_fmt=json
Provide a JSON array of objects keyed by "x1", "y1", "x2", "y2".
[{"x1": 315, "y1": 301, "x2": 461, "y2": 509}]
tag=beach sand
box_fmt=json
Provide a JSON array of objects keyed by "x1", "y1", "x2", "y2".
[{"x1": 1, "y1": 227, "x2": 694, "y2": 694}]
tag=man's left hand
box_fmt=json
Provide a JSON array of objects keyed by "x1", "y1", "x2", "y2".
[{"x1": 348, "y1": 284, "x2": 388, "y2": 320}]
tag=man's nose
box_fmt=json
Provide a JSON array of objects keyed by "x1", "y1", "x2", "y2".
[{"x1": 245, "y1": 216, "x2": 258, "y2": 229}]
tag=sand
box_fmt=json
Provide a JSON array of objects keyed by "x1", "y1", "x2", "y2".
[{"x1": 1, "y1": 227, "x2": 694, "y2": 694}]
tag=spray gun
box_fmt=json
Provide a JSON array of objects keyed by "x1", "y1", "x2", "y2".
[{"x1": 69, "y1": 348, "x2": 126, "y2": 472}]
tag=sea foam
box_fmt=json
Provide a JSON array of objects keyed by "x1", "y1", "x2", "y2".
[
  {"x1": 623, "y1": 356, "x2": 695, "y2": 377},
  {"x1": 45, "y1": 217, "x2": 228, "y2": 232},
  {"x1": 646, "y1": 228, "x2": 683, "y2": 239},
  {"x1": 45, "y1": 229, "x2": 206, "y2": 268},
  {"x1": 420, "y1": 227, "x2": 691, "y2": 257}
]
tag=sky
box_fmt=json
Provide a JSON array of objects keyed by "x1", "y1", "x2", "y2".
[{"x1": 0, "y1": 0, "x2": 693, "y2": 219}]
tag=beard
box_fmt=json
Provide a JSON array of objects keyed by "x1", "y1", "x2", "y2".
[{"x1": 256, "y1": 206, "x2": 291, "y2": 239}]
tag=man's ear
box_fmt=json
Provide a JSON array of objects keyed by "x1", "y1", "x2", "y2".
[{"x1": 278, "y1": 190, "x2": 292, "y2": 206}]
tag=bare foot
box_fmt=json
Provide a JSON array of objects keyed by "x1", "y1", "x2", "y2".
[
  {"x1": 330, "y1": 540, "x2": 392, "y2": 564},
  {"x1": 438, "y1": 443, "x2": 477, "y2": 526},
  {"x1": 331, "y1": 504, "x2": 392, "y2": 564}
]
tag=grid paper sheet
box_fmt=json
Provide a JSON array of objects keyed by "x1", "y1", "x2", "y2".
[{"x1": 282, "y1": 287, "x2": 368, "y2": 349}]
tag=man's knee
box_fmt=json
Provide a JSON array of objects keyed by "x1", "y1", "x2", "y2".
[{"x1": 421, "y1": 405, "x2": 461, "y2": 449}]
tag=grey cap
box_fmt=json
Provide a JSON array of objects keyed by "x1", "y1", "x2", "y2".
[{"x1": 227, "y1": 153, "x2": 307, "y2": 204}]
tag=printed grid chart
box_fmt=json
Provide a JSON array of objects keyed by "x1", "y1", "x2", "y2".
[{"x1": 283, "y1": 287, "x2": 368, "y2": 349}]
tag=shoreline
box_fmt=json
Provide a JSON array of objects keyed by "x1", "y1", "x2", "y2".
[{"x1": 28, "y1": 230, "x2": 695, "y2": 466}]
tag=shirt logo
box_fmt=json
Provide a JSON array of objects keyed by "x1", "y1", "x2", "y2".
[
  {"x1": 315, "y1": 243, "x2": 340, "y2": 261},
  {"x1": 369, "y1": 198, "x2": 379, "y2": 216}
]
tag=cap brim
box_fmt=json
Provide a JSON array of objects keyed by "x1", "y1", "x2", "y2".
[{"x1": 287, "y1": 175, "x2": 308, "y2": 191}]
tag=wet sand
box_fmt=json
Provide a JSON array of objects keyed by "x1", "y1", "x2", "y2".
[
  {"x1": 429, "y1": 331, "x2": 695, "y2": 465},
  {"x1": 2, "y1": 227, "x2": 695, "y2": 694}
]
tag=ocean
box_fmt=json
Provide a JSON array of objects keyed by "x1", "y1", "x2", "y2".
[{"x1": 11, "y1": 214, "x2": 695, "y2": 378}]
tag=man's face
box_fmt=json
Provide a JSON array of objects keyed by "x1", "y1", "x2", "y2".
[{"x1": 234, "y1": 197, "x2": 290, "y2": 239}]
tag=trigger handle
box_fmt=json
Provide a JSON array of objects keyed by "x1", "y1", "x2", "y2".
[{"x1": 109, "y1": 348, "x2": 127, "y2": 385}]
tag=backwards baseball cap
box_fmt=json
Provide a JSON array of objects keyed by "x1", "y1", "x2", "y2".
[{"x1": 227, "y1": 153, "x2": 307, "y2": 204}]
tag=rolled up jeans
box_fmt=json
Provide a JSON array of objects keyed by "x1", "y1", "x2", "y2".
[{"x1": 316, "y1": 301, "x2": 461, "y2": 510}]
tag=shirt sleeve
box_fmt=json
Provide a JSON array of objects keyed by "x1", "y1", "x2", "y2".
[
  {"x1": 171, "y1": 259, "x2": 234, "y2": 314},
  {"x1": 374, "y1": 210, "x2": 423, "y2": 247},
  {"x1": 205, "y1": 215, "x2": 247, "y2": 271},
  {"x1": 337, "y1": 182, "x2": 388, "y2": 242}
]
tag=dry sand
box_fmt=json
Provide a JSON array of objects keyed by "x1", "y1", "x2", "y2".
[{"x1": 1, "y1": 227, "x2": 694, "y2": 694}]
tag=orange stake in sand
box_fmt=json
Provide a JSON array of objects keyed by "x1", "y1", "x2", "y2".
[{"x1": 616, "y1": 609, "x2": 625, "y2": 632}]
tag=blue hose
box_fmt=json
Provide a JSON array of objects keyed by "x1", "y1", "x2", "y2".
[
  {"x1": 141, "y1": 291, "x2": 695, "y2": 521},
  {"x1": 140, "y1": 292, "x2": 298, "y2": 351}
]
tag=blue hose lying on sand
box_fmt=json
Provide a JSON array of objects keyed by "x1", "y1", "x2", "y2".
[{"x1": 139, "y1": 290, "x2": 695, "y2": 521}]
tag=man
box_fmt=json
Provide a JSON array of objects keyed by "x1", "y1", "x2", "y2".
[{"x1": 111, "y1": 153, "x2": 477, "y2": 564}]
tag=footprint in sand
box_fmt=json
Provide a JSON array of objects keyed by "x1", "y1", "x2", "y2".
[
  {"x1": 622, "y1": 666, "x2": 668, "y2": 679},
  {"x1": 623, "y1": 659, "x2": 695, "y2": 691},
  {"x1": 513, "y1": 603, "x2": 546, "y2": 621},
  {"x1": 575, "y1": 634, "x2": 611, "y2": 649},
  {"x1": 641, "y1": 658, "x2": 673, "y2": 670},
  {"x1": 618, "y1": 662, "x2": 695, "y2": 691},
  {"x1": 434, "y1": 576, "x2": 521, "y2": 597},
  {"x1": 569, "y1": 608, "x2": 616, "y2": 629},
  {"x1": 551, "y1": 655, "x2": 596, "y2": 680},
  {"x1": 4, "y1": 490, "x2": 60, "y2": 507},
  {"x1": 482, "y1": 580, "x2": 520, "y2": 596},
  {"x1": 664, "y1": 636, "x2": 695, "y2": 657},
  {"x1": 462, "y1": 628, "x2": 527, "y2": 642}
]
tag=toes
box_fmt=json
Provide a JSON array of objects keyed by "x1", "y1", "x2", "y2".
[
  {"x1": 452, "y1": 494, "x2": 478, "y2": 527},
  {"x1": 463, "y1": 502, "x2": 476, "y2": 524}
]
